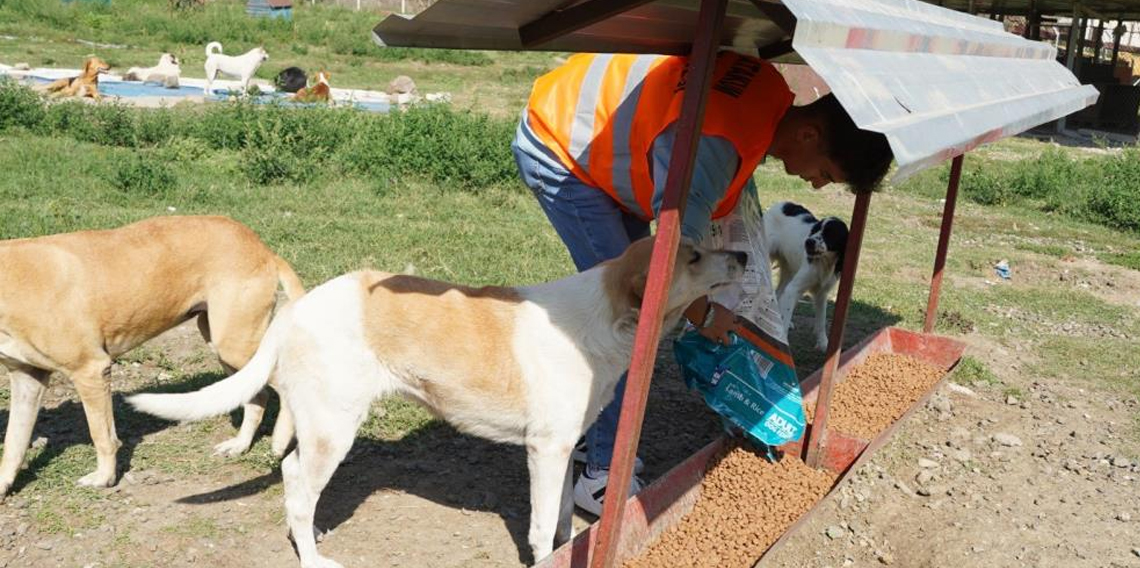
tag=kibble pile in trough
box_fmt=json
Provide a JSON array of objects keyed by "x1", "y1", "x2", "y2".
[
  {"x1": 624, "y1": 444, "x2": 835, "y2": 568},
  {"x1": 814, "y1": 352, "x2": 945, "y2": 439}
]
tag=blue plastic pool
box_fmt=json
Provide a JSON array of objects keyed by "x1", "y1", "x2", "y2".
[{"x1": 16, "y1": 75, "x2": 391, "y2": 113}]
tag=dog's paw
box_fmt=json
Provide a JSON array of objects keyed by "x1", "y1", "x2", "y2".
[
  {"x1": 76, "y1": 470, "x2": 116, "y2": 488},
  {"x1": 212, "y1": 437, "x2": 252, "y2": 457},
  {"x1": 815, "y1": 336, "x2": 829, "y2": 352},
  {"x1": 0, "y1": 480, "x2": 11, "y2": 501}
]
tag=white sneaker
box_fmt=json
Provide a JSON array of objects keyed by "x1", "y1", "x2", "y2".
[
  {"x1": 571, "y1": 438, "x2": 645, "y2": 474},
  {"x1": 573, "y1": 466, "x2": 646, "y2": 517}
]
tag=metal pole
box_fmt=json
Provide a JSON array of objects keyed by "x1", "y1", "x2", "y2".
[
  {"x1": 588, "y1": 0, "x2": 728, "y2": 566},
  {"x1": 1059, "y1": 7, "x2": 1081, "y2": 132},
  {"x1": 804, "y1": 190, "x2": 872, "y2": 469},
  {"x1": 923, "y1": 154, "x2": 964, "y2": 334}
]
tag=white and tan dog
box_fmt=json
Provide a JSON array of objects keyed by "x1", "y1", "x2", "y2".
[
  {"x1": 122, "y1": 52, "x2": 182, "y2": 83},
  {"x1": 131, "y1": 237, "x2": 746, "y2": 567},
  {"x1": 203, "y1": 41, "x2": 268, "y2": 95},
  {"x1": 0, "y1": 216, "x2": 303, "y2": 500}
]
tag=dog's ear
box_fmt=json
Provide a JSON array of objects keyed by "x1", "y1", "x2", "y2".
[{"x1": 627, "y1": 272, "x2": 648, "y2": 311}]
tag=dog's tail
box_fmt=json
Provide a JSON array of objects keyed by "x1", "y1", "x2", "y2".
[
  {"x1": 274, "y1": 255, "x2": 306, "y2": 301},
  {"x1": 128, "y1": 306, "x2": 288, "y2": 422},
  {"x1": 205, "y1": 41, "x2": 223, "y2": 56}
]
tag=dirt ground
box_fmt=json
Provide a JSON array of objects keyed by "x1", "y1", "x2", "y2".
[
  {"x1": 0, "y1": 319, "x2": 725, "y2": 568},
  {"x1": 2, "y1": 262, "x2": 1140, "y2": 568},
  {"x1": 763, "y1": 336, "x2": 1140, "y2": 568}
]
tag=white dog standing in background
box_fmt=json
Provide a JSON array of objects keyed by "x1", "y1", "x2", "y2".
[
  {"x1": 203, "y1": 42, "x2": 268, "y2": 95},
  {"x1": 130, "y1": 238, "x2": 745, "y2": 568},
  {"x1": 765, "y1": 201, "x2": 849, "y2": 351},
  {"x1": 122, "y1": 53, "x2": 181, "y2": 83}
]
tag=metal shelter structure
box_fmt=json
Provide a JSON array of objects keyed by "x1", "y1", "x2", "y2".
[{"x1": 374, "y1": 1, "x2": 1095, "y2": 567}]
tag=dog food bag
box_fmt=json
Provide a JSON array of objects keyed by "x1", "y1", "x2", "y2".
[
  {"x1": 674, "y1": 319, "x2": 806, "y2": 447},
  {"x1": 674, "y1": 187, "x2": 806, "y2": 447},
  {"x1": 700, "y1": 186, "x2": 786, "y2": 343}
]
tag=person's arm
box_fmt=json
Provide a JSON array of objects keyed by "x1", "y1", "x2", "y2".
[{"x1": 650, "y1": 125, "x2": 742, "y2": 343}]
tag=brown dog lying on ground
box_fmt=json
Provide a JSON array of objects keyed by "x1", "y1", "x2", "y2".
[
  {"x1": 43, "y1": 56, "x2": 111, "y2": 100},
  {"x1": 0, "y1": 216, "x2": 304, "y2": 499},
  {"x1": 294, "y1": 70, "x2": 331, "y2": 103}
]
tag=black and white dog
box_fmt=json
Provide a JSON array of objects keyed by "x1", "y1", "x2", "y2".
[{"x1": 764, "y1": 201, "x2": 848, "y2": 351}]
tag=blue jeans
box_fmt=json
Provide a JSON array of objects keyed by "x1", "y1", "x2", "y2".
[{"x1": 513, "y1": 117, "x2": 649, "y2": 471}]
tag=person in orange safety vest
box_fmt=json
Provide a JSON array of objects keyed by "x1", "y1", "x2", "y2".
[{"x1": 511, "y1": 51, "x2": 893, "y2": 516}]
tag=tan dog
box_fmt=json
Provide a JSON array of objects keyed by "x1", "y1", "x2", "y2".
[
  {"x1": 131, "y1": 237, "x2": 747, "y2": 567},
  {"x1": 43, "y1": 56, "x2": 111, "y2": 100},
  {"x1": 0, "y1": 216, "x2": 304, "y2": 499},
  {"x1": 294, "y1": 70, "x2": 331, "y2": 103}
]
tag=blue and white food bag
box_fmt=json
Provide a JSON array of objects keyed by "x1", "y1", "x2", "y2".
[{"x1": 673, "y1": 187, "x2": 806, "y2": 447}]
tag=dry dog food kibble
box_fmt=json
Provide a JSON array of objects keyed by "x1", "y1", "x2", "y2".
[
  {"x1": 812, "y1": 353, "x2": 945, "y2": 439},
  {"x1": 624, "y1": 444, "x2": 835, "y2": 568}
]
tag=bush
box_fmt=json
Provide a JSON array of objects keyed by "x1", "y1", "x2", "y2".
[
  {"x1": 0, "y1": 79, "x2": 45, "y2": 132},
  {"x1": 111, "y1": 154, "x2": 177, "y2": 196}
]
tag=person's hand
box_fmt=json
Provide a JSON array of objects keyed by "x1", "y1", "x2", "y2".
[{"x1": 696, "y1": 302, "x2": 737, "y2": 345}]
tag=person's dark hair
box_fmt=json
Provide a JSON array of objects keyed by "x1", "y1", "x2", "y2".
[{"x1": 805, "y1": 94, "x2": 893, "y2": 194}]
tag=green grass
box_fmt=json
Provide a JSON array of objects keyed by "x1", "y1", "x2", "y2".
[
  {"x1": 0, "y1": 0, "x2": 556, "y2": 116},
  {"x1": 952, "y1": 356, "x2": 1001, "y2": 387}
]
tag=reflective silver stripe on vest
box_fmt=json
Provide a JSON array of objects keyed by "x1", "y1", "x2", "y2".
[
  {"x1": 568, "y1": 54, "x2": 613, "y2": 168},
  {"x1": 608, "y1": 55, "x2": 658, "y2": 219}
]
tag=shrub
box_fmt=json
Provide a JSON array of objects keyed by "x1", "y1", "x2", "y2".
[
  {"x1": 111, "y1": 154, "x2": 177, "y2": 196},
  {"x1": 0, "y1": 79, "x2": 45, "y2": 132}
]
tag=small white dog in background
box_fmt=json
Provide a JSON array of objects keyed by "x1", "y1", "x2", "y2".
[
  {"x1": 122, "y1": 53, "x2": 181, "y2": 83},
  {"x1": 764, "y1": 201, "x2": 849, "y2": 351},
  {"x1": 203, "y1": 42, "x2": 268, "y2": 95}
]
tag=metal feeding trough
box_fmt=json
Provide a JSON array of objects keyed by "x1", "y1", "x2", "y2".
[
  {"x1": 373, "y1": 1, "x2": 1093, "y2": 566},
  {"x1": 536, "y1": 327, "x2": 966, "y2": 568}
]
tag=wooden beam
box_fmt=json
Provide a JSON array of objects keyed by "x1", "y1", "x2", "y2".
[{"x1": 519, "y1": 0, "x2": 656, "y2": 48}]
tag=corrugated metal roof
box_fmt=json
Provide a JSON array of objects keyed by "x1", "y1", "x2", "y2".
[
  {"x1": 373, "y1": 0, "x2": 1097, "y2": 182},
  {"x1": 784, "y1": 0, "x2": 1099, "y2": 180}
]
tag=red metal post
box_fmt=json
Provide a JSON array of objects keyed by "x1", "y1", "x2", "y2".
[
  {"x1": 588, "y1": 1, "x2": 727, "y2": 567},
  {"x1": 923, "y1": 154, "x2": 964, "y2": 334},
  {"x1": 804, "y1": 191, "x2": 872, "y2": 469}
]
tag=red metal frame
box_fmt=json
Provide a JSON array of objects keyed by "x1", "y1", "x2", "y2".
[
  {"x1": 804, "y1": 190, "x2": 872, "y2": 468},
  {"x1": 519, "y1": 0, "x2": 657, "y2": 48},
  {"x1": 923, "y1": 154, "x2": 964, "y2": 334},
  {"x1": 588, "y1": 1, "x2": 728, "y2": 567},
  {"x1": 536, "y1": 327, "x2": 966, "y2": 568}
]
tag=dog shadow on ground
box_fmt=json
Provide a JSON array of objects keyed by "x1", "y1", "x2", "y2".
[
  {"x1": 0, "y1": 371, "x2": 229, "y2": 496},
  {"x1": 0, "y1": 298, "x2": 902, "y2": 563}
]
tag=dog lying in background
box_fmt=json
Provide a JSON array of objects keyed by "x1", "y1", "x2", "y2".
[
  {"x1": 43, "y1": 56, "x2": 110, "y2": 100},
  {"x1": 764, "y1": 201, "x2": 849, "y2": 351},
  {"x1": 294, "y1": 70, "x2": 331, "y2": 103},
  {"x1": 275, "y1": 66, "x2": 308, "y2": 93},
  {"x1": 131, "y1": 237, "x2": 746, "y2": 567},
  {"x1": 0, "y1": 216, "x2": 304, "y2": 501},
  {"x1": 203, "y1": 42, "x2": 268, "y2": 95},
  {"x1": 122, "y1": 53, "x2": 181, "y2": 83}
]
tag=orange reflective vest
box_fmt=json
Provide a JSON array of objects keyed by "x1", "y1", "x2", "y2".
[{"x1": 526, "y1": 52, "x2": 794, "y2": 220}]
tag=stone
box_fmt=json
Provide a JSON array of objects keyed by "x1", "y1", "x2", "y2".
[
  {"x1": 1118, "y1": 512, "x2": 1132, "y2": 522},
  {"x1": 876, "y1": 551, "x2": 894, "y2": 565},
  {"x1": 825, "y1": 525, "x2": 847, "y2": 540},
  {"x1": 387, "y1": 75, "x2": 417, "y2": 95},
  {"x1": 918, "y1": 458, "x2": 940, "y2": 469},
  {"x1": 916, "y1": 470, "x2": 935, "y2": 485},
  {"x1": 1132, "y1": 548, "x2": 1140, "y2": 558},
  {"x1": 1113, "y1": 456, "x2": 1132, "y2": 468},
  {"x1": 1006, "y1": 395, "x2": 1019, "y2": 405},
  {"x1": 35, "y1": 541, "x2": 53, "y2": 551},
  {"x1": 993, "y1": 433, "x2": 1023, "y2": 447},
  {"x1": 952, "y1": 450, "x2": 972, "y2": 463}
]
